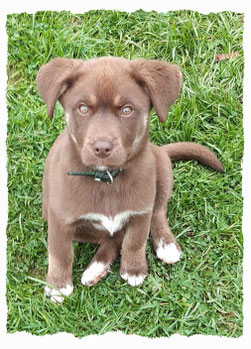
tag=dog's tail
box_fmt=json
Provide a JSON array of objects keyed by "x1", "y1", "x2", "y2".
[{"x1": 163, "y1": 142, "x2": 224, "y2": 172}]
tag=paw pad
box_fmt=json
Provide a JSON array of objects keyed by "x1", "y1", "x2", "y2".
[
  {"x1": 156, "y1": 241, "x2": 181, "y2": 264},
  {"x1": 81, "y1": 261, "x2": 109, "y2": 286},
  {"x1": 44, "y1": 284, "x2": 74, "y2": 303},
  {"x1": 120, "y1": 273, "x2": 146, "y2": 286}
]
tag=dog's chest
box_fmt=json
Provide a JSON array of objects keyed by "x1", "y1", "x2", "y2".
[{"x1": 67, "y1": 210, "x2": 149, "y2": 236}]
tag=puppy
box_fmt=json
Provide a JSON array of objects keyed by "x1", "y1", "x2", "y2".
[{"x1": 37, "y1": 56, "x2": 223, "y2": 303}]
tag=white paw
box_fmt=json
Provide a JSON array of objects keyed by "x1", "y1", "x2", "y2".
[
  {"x1": 156, "y1": 241, "x2": 181, "y2": 264},
  {"x1": 120, "y1": 273, "x2": 146, "y2": 287},
  {"x1": 44, "y1": 284, "x2": 74, "y2": 303},
  {"x1": 81, "y1": 261, "x2": 109, "y2": 286}
]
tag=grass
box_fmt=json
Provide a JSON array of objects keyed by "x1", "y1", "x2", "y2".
[{"x1": 6, "y1": 10, "x2": 243, "y2": 338}]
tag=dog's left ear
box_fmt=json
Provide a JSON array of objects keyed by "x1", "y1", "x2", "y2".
[{"x1": 130, "y1": 59, "x2": 182, "y2": 122}]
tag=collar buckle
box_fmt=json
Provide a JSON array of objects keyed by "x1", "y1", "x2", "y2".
[{"x1": 106, "y1": 170, "x2": 114, "y2": 185}]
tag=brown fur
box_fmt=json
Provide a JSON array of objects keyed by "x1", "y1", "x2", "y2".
[{"x1": 37, "y1": 56, "x2": 223, "y2": 295}]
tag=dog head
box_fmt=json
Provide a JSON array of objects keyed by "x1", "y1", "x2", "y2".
[{"x1": 37, "y1": 56, "x2": 182, "y2": 170}]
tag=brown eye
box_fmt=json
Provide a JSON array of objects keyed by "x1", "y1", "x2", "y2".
[
  {"x1": 122, "y1": 106, "x2": 133, "y2": 116},
  {"x1": 79, "y1": 104, "x2": 89, "y2": 114}
]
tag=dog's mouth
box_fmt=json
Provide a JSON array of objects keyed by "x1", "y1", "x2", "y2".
[
  {"x1": 85, "y1": 163, "x2": 124, "y2": 174},
  {"x1": 81, "y1": 155, "x2": 126, "y2": 172},
  {"x1": 94, "y1": 165, "x2": 114, "y2": 171}
]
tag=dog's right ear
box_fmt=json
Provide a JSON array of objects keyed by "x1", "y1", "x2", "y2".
[{"x1": 37, "y1": 58, "x2": 82, "y2": 118}]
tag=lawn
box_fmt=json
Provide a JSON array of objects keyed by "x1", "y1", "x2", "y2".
[{"x1": 6, "y1": 10, "x2": 243, "y2": 337}]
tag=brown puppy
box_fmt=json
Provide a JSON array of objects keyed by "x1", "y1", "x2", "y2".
[{"x1": 37, "y1": 57, "x2": 223, "y2": 303}]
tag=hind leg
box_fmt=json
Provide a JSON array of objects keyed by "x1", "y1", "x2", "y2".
[
  {"x1": 80, "y1": 229, "x2": 125, "y2": 286},
  {"x1": 151, "y1": 212, "x2": 181, "y2": 264},
  {"x1": 150, "y1": 149, "x2": 182, "y2": 264}
]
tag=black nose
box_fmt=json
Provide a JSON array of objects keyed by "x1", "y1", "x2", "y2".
[{"x1": 93, "y1": 140, "x2": 114, "y2": 158}]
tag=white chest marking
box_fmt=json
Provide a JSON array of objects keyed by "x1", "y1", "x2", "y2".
[{"x1": 67, "y1": 209, "x2": 151, "y2": 236}]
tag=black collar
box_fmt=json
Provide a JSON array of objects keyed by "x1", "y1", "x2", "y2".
[{"x1": 67, "y1": 169, "x2": 122, "y2": 185}]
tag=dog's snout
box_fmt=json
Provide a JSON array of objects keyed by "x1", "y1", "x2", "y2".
[{"x1": 93, "y1": 140, "x2": 114, "y2": 158}]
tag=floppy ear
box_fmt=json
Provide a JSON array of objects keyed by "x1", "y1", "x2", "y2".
[
  {"x1": 37, "y1": 57, "x2": 82, "y2": 118},
  {"x1": 130, "y1": 59, "x2": 182, "y2": 122}
]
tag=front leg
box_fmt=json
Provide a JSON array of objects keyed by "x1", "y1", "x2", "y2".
[
  {"x1": 44, "y1": 209, "x2": 74, "y2": 303},
  {"x1": 120, "y1": 212, "x2": 152, "y2": 286}
]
